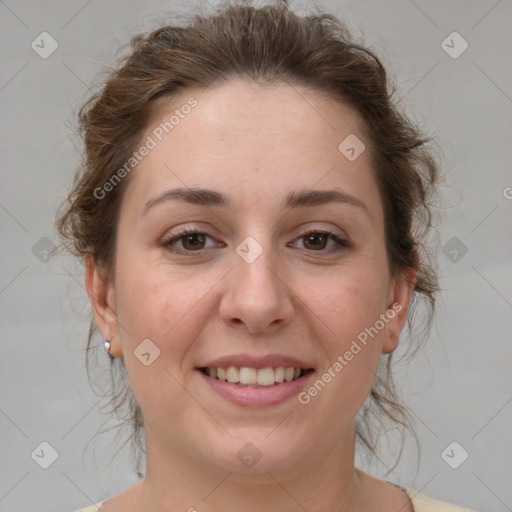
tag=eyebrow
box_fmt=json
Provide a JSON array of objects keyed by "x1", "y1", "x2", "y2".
[{"x1": 141, "y1": 187, "x2": 370, "y2": 216}]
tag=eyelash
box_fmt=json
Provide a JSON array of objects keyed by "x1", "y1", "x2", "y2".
[{"x1": 161, "y1": 227, "x2": 351, "y2": 256}]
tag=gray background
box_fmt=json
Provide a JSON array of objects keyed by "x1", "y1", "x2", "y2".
[{"x1": 1, "y1": 0, "x2": 511, "y2": 511}]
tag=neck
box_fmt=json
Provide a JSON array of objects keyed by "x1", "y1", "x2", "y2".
[{"x1": 138, "y1": 425, "x2": 376, "y2": 512}]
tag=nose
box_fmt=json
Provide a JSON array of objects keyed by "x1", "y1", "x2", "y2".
[{"x1": 218, "y1": 240, "x2": 294, "y2": 335}]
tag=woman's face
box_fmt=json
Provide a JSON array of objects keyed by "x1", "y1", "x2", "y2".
[{"x1": 88, "y1": 78, "x2": 413, "y2": 477}]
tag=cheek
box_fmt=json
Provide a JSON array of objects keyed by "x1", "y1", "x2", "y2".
[
  {"x1": 113, "y1": 269, "x2": 206, "y2": 421},
  {"x1": 318, "y1": 267, "x2": 389, "y2": 341},
  {"x1": 114, "y1": 256, "x2": 222, "y2": 359},
  {"x1": 114, "y1": 244, "x2": 178, "y2": 330},
  {"x1": 116, "y1": 272, "x2": 190, "y2": 341},
  {"x1": 308, "y1": 267, "x2": 389, "y2": 404}
]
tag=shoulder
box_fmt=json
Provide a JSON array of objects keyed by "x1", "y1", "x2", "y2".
[
  {"x1": 401, "y1": 487, "x2": 475, "y2": 512},
  {"x1": 73, "y1": 502, "x2": 104, "y2": 512},
  {"x1": 73, "y1": 488, "x2": 476, "y2": 512}
]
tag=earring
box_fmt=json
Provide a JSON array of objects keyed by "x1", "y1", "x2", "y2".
[{"x1": 104, "y1": 338, "x2": 111, "y2": 354}]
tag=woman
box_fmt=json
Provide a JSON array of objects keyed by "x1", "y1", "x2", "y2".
[{"x1": 57, "y1": 2, "x2": 474, "y2": 510}]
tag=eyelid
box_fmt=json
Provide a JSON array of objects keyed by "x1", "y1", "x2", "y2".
[
  {"x1": 296, "y1": 225, "x2": 347, "y2": 239},
  {"x1": 164, "y1": 223, "x2": 347, "y2": 240}
]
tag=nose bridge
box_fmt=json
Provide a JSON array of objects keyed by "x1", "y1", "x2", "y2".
[
  {"x1": 234, "y1": 232, "x2": 284, "y2": 298},
  {"x1": 219, "y1": 231, "x2": 294, "y2": 333}
]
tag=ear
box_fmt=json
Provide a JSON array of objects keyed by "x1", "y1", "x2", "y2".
[
  {"x1": 85, "y1": 252, "x2": 122, "y2": 357},
  {"x1": 381, "y1": 247, "x2": 418, "y2": 354}
]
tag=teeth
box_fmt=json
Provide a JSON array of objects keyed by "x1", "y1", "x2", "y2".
[
  {"x1": 239, "y1": 367, "x2": 257, "y2": 385},
  {"x1": 257, "y1": 367, "x2": 275, "y2": 386},
  {"x1": 226, "y1": 366, "x2": 239, "y2": 383},
  {"x1": 203, "y1": 366, "x2": 307, "y2": 386}
]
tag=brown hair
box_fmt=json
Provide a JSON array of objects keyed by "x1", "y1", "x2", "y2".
[{"x1": 56, "y1": 0, "x2": 441, "y2": 477}]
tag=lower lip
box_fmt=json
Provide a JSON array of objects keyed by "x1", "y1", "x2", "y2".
[{"x1": 196, "y1": 369, "x2": 315, "y2": 407}]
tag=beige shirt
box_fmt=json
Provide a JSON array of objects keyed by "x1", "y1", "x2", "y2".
[{"x1": 74, "y1": 486, "x2": 474, "y2": 511}]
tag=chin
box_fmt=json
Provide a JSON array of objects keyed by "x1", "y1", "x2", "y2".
[{"x1": 201, "y1": 431, "x2": 309, "y2": 475}]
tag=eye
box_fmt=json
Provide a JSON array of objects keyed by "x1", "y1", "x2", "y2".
[
  {"x1": 292, "y1": 227, "x2": 351, "y2": 254},
  {"x1": 162, "y1": 227, "x2": 216, "y2": 253},
  {"x1": 161, "y1": 226, "x2": 351, "y2": 256}
]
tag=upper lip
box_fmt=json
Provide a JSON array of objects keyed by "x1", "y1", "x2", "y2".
[{"x1": 198, "y1": 354, "x2": 315, "y2": 370}]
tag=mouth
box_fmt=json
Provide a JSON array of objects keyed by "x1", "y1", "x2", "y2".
[{"x1": 197, "y1": 366, "x2": 315, "y2": 388}]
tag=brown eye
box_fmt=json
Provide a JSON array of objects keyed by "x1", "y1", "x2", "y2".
[
  {"x1": 180, "y1": 232, "x2": 206, "y2": 250},
  {"x1": 162, "y1": 228, "x2": 214, "y2": 253},
  {"x1": 302, "y1": 232, "x2": 329, "y2": 250},
  {"x1": 294, "y1": 229, "x2": 351, "y2": 254}
]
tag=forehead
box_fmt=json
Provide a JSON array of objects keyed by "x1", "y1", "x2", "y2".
[
  {"x1": 120, "y1": 78, "x2": 382, "y2": 223},
  {"x1": 149, "y1": 78, "x2": 366, "y2": 151}
]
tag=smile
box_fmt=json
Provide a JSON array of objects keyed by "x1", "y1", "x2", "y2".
[
  {"x1": 196, "y1": 366, "x2": 315, "y2": 407},
  {"x1": 200, "y1": 366, "x2": 314, "y2": 387}
]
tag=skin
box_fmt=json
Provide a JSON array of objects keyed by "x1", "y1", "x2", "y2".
[{"x1": 86, "y1": 78, "x2": 416, "y2": 512}]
